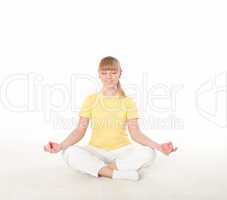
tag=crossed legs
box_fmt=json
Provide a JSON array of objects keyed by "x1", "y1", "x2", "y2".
[{"x1": 62, "y1": 145, "x2": 155, "y2": 180}]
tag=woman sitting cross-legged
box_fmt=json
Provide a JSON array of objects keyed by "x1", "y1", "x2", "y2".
[{"x1": 44, "y1": 56, "x2": 177, "y2": 181}]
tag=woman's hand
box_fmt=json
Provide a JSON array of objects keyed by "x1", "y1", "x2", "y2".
[
  {"x1": 43, "y1": 141, "x2": 62, "y2": 154},
  {"x1": 158, "y1": 142, "x2": 177, "y2": 156}
]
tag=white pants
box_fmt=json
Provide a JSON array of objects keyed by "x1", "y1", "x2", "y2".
[{"x1": 62, "y1": 143, "x2": 156, "y2": 178}]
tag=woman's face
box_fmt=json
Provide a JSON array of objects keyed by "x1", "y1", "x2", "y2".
[{"x1": 99, "y1": 68, "x2": 121, "y2": 88}]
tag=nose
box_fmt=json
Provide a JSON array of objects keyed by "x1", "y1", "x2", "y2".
[{"x1": 106, "y1": 73, "x2": 114, "y2": 79}]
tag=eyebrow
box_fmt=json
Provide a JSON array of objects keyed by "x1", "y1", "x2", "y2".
[{"x1": 100, "y1": 70, "x2": 118, "y2": 72}]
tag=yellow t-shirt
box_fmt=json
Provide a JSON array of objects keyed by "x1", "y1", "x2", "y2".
[{"x1": 79, "y1": 92, "x2": 139, "y2": 150}]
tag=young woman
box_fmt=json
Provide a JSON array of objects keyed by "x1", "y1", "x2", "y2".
[{"x1": 44, "y1": 56, "x2": 177, "y2": 181}]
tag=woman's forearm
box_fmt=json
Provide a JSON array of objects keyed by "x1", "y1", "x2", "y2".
[
  {"x1": 60, "y1": 128, "x2": 85, "y2": 150},
  {"x1": 132, "y1": 133, "x2": 161, "y2": 150}
]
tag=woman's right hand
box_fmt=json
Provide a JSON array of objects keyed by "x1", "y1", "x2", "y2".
[{"x1": 43, "y1": 141, "x2": 62, "y2": 153}]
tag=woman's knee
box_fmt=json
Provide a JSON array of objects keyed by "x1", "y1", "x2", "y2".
[
  {"x1": 62, "y1": 145, "x2": 81, "y2": 163},
  {"x1": 138, "y1": 146, "x2": 156, "y2": 163}
]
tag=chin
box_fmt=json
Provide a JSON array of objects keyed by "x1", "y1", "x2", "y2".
[{"x1": 105, "y1": 84, "x2": 117, "y2": 88}]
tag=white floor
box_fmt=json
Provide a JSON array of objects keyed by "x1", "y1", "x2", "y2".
[{"x1": 1, "y1": 138, "x2": 227, "y2": 200}]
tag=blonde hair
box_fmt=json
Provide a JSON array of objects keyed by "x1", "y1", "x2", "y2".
[{"x1": 98, "y1": 56, "x2": 126, "y2": 97}]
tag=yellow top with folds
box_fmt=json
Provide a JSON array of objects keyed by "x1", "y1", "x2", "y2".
[{"x1": 79, "y1": 92, "x2": 139, "y2": 150}]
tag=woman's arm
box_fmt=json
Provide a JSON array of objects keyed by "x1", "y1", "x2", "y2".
[
  {"x1": 44, "y1": 116, "x2": 89, "y2": 153},
  {"x1": 60, "y1": 116, "x2": 89, "y2": 150},
  {"x1": 127, "y1": 119, "x2": 177, "y2": 155},
  {"x1": 127, "y1": 119, "x2": 161, "y2": 149}
]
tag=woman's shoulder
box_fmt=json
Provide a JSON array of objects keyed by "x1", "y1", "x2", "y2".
[
  {"x1": 122, "y1": 96, "x2": 137, "y2": 107},
  {"x1": 83, "y1": 92, "x2": 99, "y2": 102},
  {"x1": 122, "y1": 95, "x2": 136, "y2": 102}
]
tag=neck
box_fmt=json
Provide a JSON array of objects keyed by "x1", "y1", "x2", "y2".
[{"x1": 101, "y1": 86, "x2": 118, "y2": 96}]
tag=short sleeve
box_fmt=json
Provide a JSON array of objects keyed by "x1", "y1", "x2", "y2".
[
  {"x1": 79, "y1": 95, "x2": 94, "y2": 119},
  {"x1": 125, "y1": 97, "x2": 139, "y2": 120}
]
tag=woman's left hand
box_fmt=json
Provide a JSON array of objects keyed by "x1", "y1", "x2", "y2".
[{"x1": 158, "y1": 142, "x2": 178, "y2": 156}]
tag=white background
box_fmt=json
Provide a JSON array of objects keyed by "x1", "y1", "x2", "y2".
[{"x1": 0, "y1": 1, "x2": 227, "y2": 199}]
